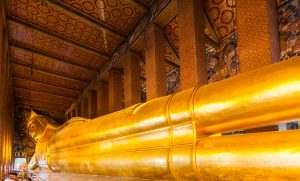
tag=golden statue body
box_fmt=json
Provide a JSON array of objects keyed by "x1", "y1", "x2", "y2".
[
  {"x1": 28, "y1": 57, "x2": 300, "y2": 180},
  {"x1": 27, "y1": 113, "x2": 59, "y2": 170},
  {"x1": 27, "y1": 115, "x2": 85, "y2": 171}
]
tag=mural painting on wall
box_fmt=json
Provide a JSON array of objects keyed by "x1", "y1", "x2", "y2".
[
  {"x1": 206, "y1": 32, "x2": 239, "y2": 83},
  {"x1": 277, "y1": 0, "x2": 300, "y2": 130},
  {"x1": 205, "y1": 0, "x2": 237, "y2": 38},
  {"x1": 140, "y1": 59, "x2": 146, "y2": 102},
  {"x1": 277, "y1": 0, "x2": 300, "y2": 60},
  {"x1": 165, "y1": 38, "x2": 180, "y2": 95},
  {"x1": 141, "y1": 79, "x2": 146, "y2": 102},
  {"x1": 166, "y1": 69, "x2": 180, "y2": 95},
  {"x1": 13, "y1": 108, "x2": 36, "y2": 163}
]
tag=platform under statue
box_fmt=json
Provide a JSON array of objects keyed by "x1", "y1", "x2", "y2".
[{"x1": 27, "y1": 57, "x2": 300, "y2": 180}]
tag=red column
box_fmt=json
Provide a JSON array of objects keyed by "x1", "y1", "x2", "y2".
[
  {"x1": 236, "y1": 0, "x2": 280, "y2": 132},
  {"x1": 178, "y1": 0, "x2": 207, "y2": 90},
  {"x1": 71, "y1": 109, "x2": 76, "y2": 118},
  {"x1": 76, "y1": 103, "x2": 81, "y2": 117},
  {"x1": 80, "y1": 98, "x2": 88, "y2": 118},
  {"x1": 145, "y1": 24, "x2": 166, "y2": 100},
  {"x1": 124, "y1": 51, "x2": 141, "y2": 107},
  {"x1": 67, "y1": 112, "x2": 71, "y2": 120},
  {"x1": 95, "y1": 81, "x2": 109, "y2": 116},
  {"x1": 108, "y1": 69, "x2": 123, "y2": 113},
  {"x1": 88, "y1": 89, "x2": 97, "y2": 119},
  {"x1": 236, "y1": 0, "x2": 280, "y2": 72},
  {"x1": 69, "y1": 109, "x2": 73, "y2": 118}
]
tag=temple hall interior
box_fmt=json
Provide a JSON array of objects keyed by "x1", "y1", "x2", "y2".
[{"x1": 0, "y1": 0, "x2": 300, "y2": 180}]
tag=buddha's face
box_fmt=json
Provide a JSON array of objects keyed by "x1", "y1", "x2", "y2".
[{"x1": 28, "y1": 118, "x2": 46, "y2": 140}]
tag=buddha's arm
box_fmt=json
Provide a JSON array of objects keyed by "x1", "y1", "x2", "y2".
[
  {"x1": 46, "y1": 57, "x2": 300, "y2": 180},
  {"x1": 30, "y1": 125, "x2": 60, "y2": 170},
  {"x1": 28, "y1": 153, "x2": 39, "y2": 170}
]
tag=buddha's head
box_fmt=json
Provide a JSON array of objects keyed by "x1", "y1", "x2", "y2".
[{"x1": 27, "y1": 111, "x2": 57, "y2": 140}]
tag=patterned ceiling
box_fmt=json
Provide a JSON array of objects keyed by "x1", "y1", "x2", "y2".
[
  {"x1": 13, "y1": 77, "x2": 80, "y2": 98},
  {"x1": 15, "y1": 96, "x2": 70, "y2": 110},
  {"x1": 205, "y1": 0, "x2": 236, "y2": 39},
  {"x1": 14, "y1": 88, "x2": 74, "y2": 105},
  {"x1": 8, "y1": 0, "x2": 125, "y2": 54},
  {"x1": 8, "y1": 0, "x2": 148, "y2": 117},
  {"x1": 12, "y1": 63, "x2": 89, "y2": 90},
  {"x1": 9, "y1": 21, "x2": 107, "y2": 70},
  {"x1": 10, "y1": 46, "x2": 96, "y2": 81},
  {"x1": 59, "y1": 0, "x2": 146, "y2": 34},
  {"x1": 10, "y1": 46, "x2": 97, "y2": 81}
]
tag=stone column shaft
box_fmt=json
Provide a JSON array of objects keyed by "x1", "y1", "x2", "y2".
[
  {"x1": 109, "y1": 69, "x2": 123, "y2": 113},
  {"x1": 236, "y1": 0, "x2": 280, "y2": 72},
  {"x1": 72, "y1": 109, "x2": 76, "y2": 118},
  {"x1": 145, "y1": 24, "x2": 166, "y2": 100},
  {"x1": 96, "y1": 81, "x2": 109, "y2": 116},
  {"x1": 236, "y1": 0, "x2": 280, "y2": 132},
  {"x1": 80, "y1": 98, "x2": 88, "y2": 118},
  {"x1": 88, "y1": 90, "x2": 97, "y2": 119},
  {"x1": 178, "y1": 0, "x2": 207, "y2": 90},
  {"x1": 124, "y1": 51, "x2": 141, "y2": 107},
  {"x1": 76, "y1": 103, "x2": 81, "y2": 117}
]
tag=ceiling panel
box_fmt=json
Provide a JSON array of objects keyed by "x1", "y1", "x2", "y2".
[
  {"x1": 14, "y1": 88, "x2": 74, "y2": 105},
  {"x1": 9, "y1": 21, "x2": 107, "y2": 70},
  {"x1": 205, "y1": 0, "x2": 236, "y2": 38},
  {"x1": 59, "y1": 0, "x2": 146, "y2": 34},
  {"x1": 8, "y1": 0, "x2": 125, "y2": 54},
  {"x1": 15, "y1": 96, "x2": 70, "y2": 110},
  {"x1": 15, "y1": 104, "x2": 66, "y2": 120},
  {"x1": 16, "y1": 104, "x2": 66, "y2": 119},
  {"x1": 12, "y1": 63, "x2": 88, "y2": 90},
  {"x1": 10, "y1": 46, "x2": 97, "y2": 81},
  {"x1": 13, "y1": 77, "x2": 80, "y2": 98},
  {"x1": 7, "y1": 0, "x2": 154, "y2": 118}
]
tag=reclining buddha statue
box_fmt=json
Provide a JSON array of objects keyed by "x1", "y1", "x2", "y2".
[
  {"x1": 27, "y1": 112, "x2": 85, "y2": 171},
  {"x1": 27, "y1": 57, "x2": 300, "y2": 180}
]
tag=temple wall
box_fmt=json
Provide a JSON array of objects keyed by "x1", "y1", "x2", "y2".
[
  {"x1": 278, "y1": 0, "x2": 300, "y2": 60},
  {"x1": 0, "y1": 0, "x2": 14, "y2": 178},
  {"x1": 206, "y1": 33, "x2": 239, "y2": 83}
]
